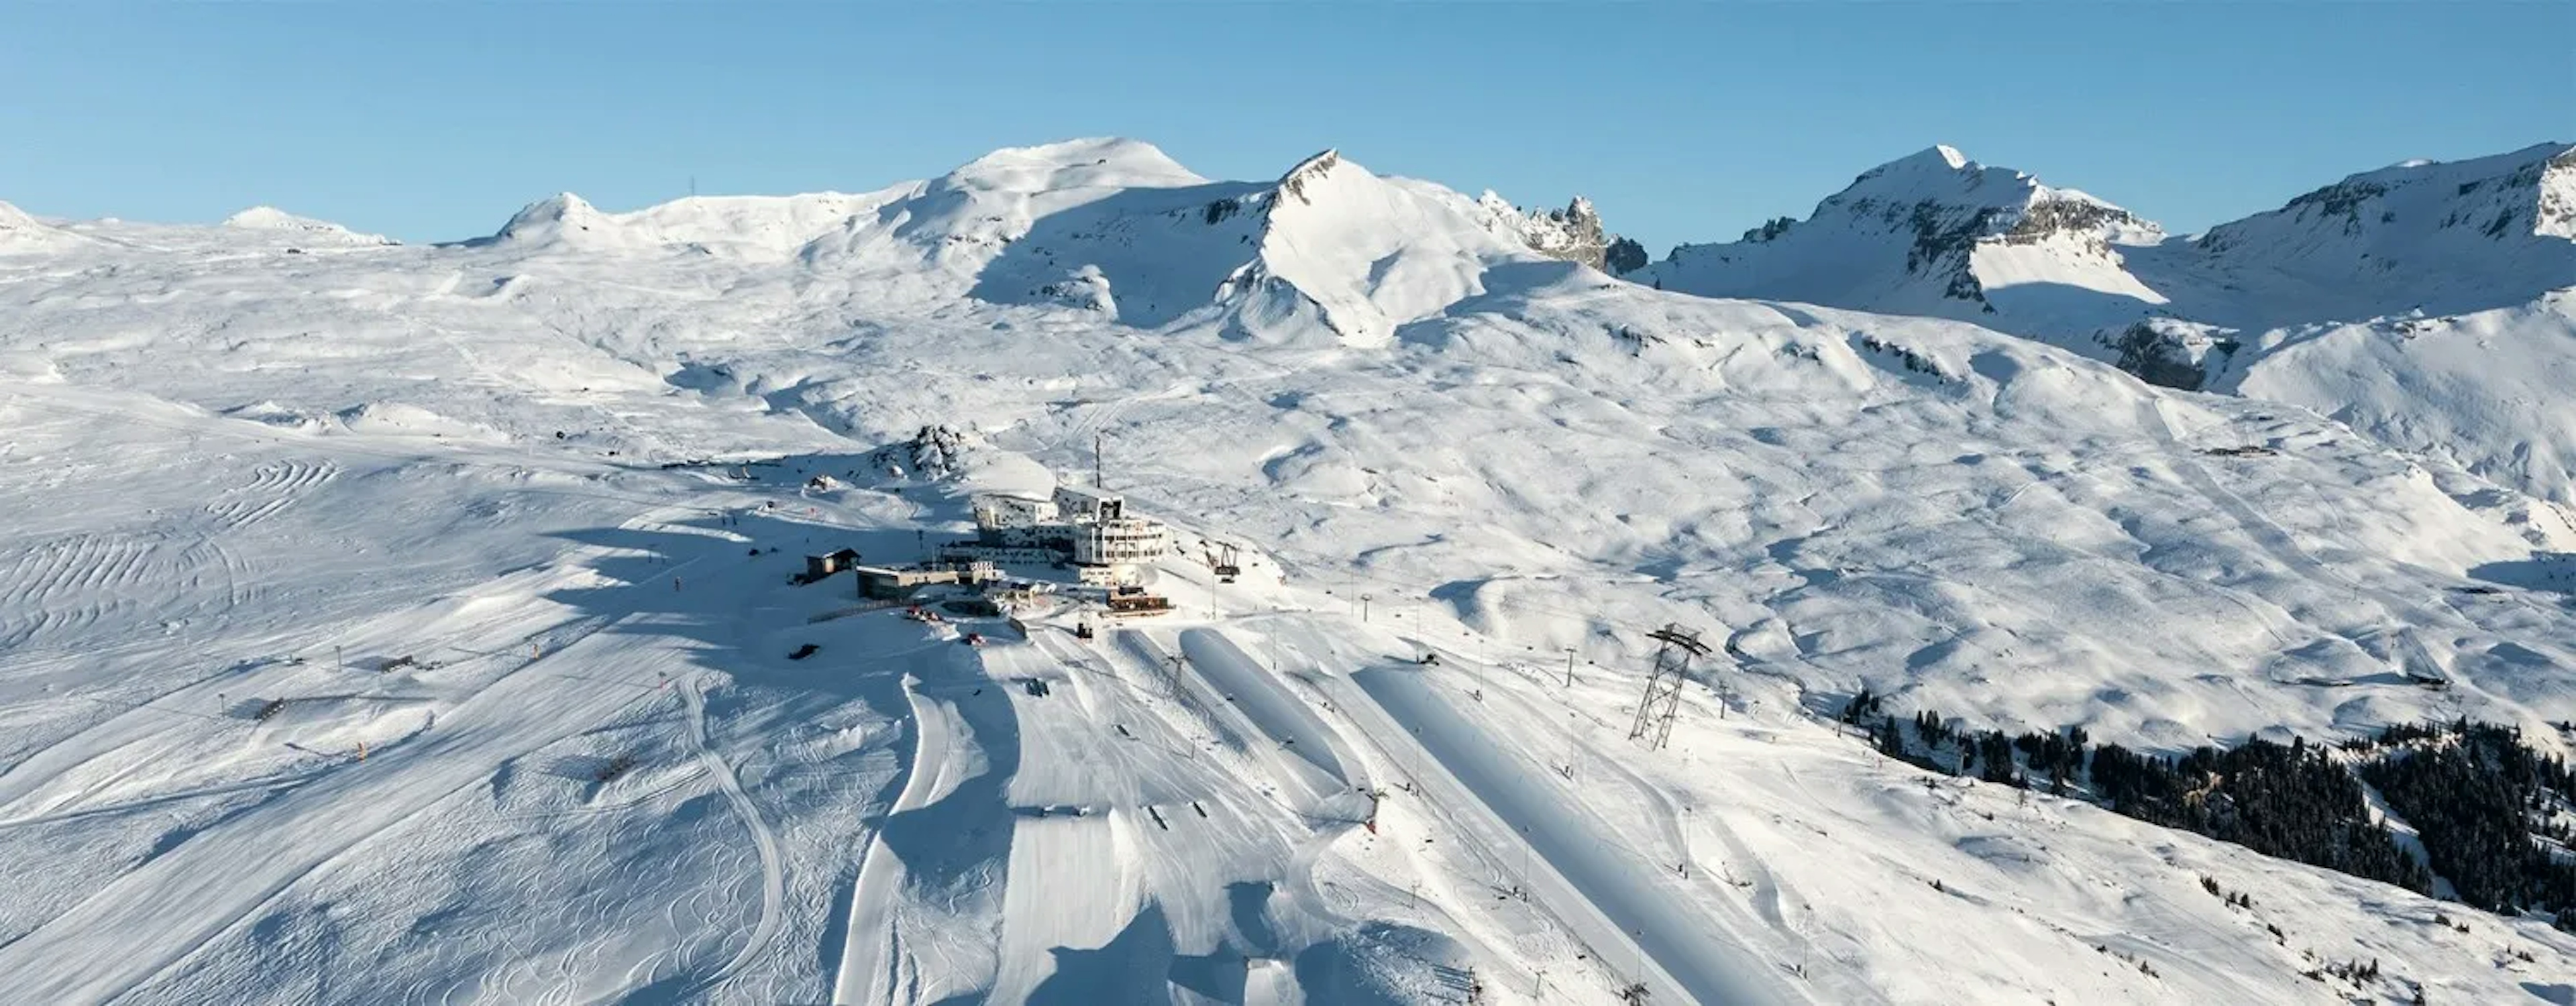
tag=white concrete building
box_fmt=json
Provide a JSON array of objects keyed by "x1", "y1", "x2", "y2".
[
  {"x1": 1073, "y1": 517, "x2": 1169, "y2": 567},
  {"x1": 958, "y1": 483, "x2": 1169, "y2": 585},
  {"x1": 972, "y1": 493, "x2": 1058, "y2": 530},
  {"x1": 1051, "y1": 485, "x2": 1125, "y2": 523}
]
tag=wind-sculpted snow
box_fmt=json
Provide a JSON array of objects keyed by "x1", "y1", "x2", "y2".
[{"x1": 1, "y1": 137, "x2": 2574, "y2": 1003}]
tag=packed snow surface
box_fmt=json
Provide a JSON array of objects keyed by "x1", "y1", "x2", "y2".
[{"x1": 2, "y1": 138, "x2": 2574, "y2": 1005}]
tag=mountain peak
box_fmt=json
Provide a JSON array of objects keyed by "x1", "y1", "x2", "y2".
[
  {"x1": 0, "y1": 199, "x2": 85, "y2": 252},
  {"x1": 510, "y1": 192, "x2": 598, "y2": 224},
  {"x1": 1469, "y1": 192, "x2": 1614, "y2": 270},
  {"x1": 938, "y1": 137, "x2": 1205, "y2": 194},
  {"x1": 221, "y1": 205, "x2": 395, "y2": 245},
  {"x1": 1275, "y1": 149, "x2": 1344, "y2": 205},
  {"x1": 485, "y1": 192, "x2": 607, "y2": 246},
  {"x1": 1632, "y1": 144, "x2": 2163, "y2": 329},
  {"x1": 1850, "y1": 145, "x2": 1987, "y2": 190},
  {"x1": 223, "y1": 205, "x2": 310, "y2": 229},
  {"x1": 2192, "y1": 140, "x2": 2575, "y2": 293}
]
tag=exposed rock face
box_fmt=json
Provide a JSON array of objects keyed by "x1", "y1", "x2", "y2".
[
  {"x1": 2541, "y1": 146, "x2": 2576, "y2": 237},
  {"x1": 1034, "y1": 265, "x2": 1116, "y2": 315},
  {"x1": 1472, "y1": 193, "x2": 1616, "y2": 269},
  {"x1": 2193, "y1": 142, "x2": 2576, "y2": 294},
  {"x1": 1275, "y1": 150, "x2": 1342, "y2": 207},
  {"x1": 1631, "y1": 145, "x2": 2167, "y2": 323},
  {"x1": 2108, "y1": 319, "x2": 2239, "y2": 391},
  {"x1": 1605, "y1": 235, "x2": 1649, "y2": 275},
  {"x1": 1741, "y1": 217, "x2": 1795, "y2": 243},
  {"x1": 908, "y1": 424, "x2": 970, "y2": 478},
  {"x1": 908, "y1": 140, "x2": 1527, "y2": 347},
  {"x1": 2002, "y1": 200, "x2": 2151, "y2": 246}
]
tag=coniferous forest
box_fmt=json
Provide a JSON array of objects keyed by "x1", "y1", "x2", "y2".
[
  {"x1": 2356, "y1": 721, "x2": 2576, "y2": 924},
  {"x1": 1839, "y1": 689, "x2": 2576, "y2": 932}
]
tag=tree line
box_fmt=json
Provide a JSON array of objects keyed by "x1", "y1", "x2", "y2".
[{"x1": 1840, "y1": 689, "x2": 2574, "y2": 931}]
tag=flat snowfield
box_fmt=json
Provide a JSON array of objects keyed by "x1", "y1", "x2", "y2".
[{"x1": 2, "y1": 141, "x2": 2573, "y2": 1004}]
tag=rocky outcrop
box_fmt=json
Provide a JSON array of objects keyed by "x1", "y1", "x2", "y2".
[
  {"x1": 1473, "y1": 193, "x2": 1618, "y2": 270},
  {"x1": 2107, "y1": 319, "x2": 2239, "y2": 390},
  {"x1": 1275, "y1": 150, "x2": 1343, "y2": 207},
  {"x1": 1629, "y1": 144, "x2": 2165, "y2": 323},
  {"x1": 2191, "y1": 142, "x2": 2576, "y2": 296},
  {"x1": 1605, "y1": 235, "x2": 1648, "y2": 274}
]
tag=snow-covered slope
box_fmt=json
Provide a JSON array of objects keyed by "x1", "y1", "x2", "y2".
[
  {"x1": 2210, "y1": 290, "x2": 2576, "y2": 510},
  {"x1": 1632, "y1": 146, "x2": 2170, "y2": 332},
  {"x1": 1633, "y1": 142, "x2": 2576, "y2": 344},
  {"x1": 1633, "y1": 141, "x2": 2576, "y2": 504},
  {"x1": 2188, "y1": 142, "x2": 2576, "y2": 317},
  {"x1": 221, "y1": 206, "x2": 396, "y2": 246},
  {"x1": 3, "y1": 139, "x2": 2576, "y2": 1004},
  {"x1": 1202, "y1": 149, "x2": 1539, "y2": 345},
  {"x1": 475, "y1": 140, "x2": 1591, "y2": 345},
  {"x1": 0, "y1": 200, "x2": 89, "y2": 254},
  {"x1": 894, "y1": 142, "x2": 1551, "y2": 344},
  {"x1": 1470, "y1": 192, "x2": 1621, "y2": 270},
  {"x1": 478, "y1": 186, "x2": 917, "y2": 262}
]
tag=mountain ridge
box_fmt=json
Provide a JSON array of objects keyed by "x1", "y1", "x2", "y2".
[
  {"x1": 1629, "y1": 139, "x2": 2575, "y2": 343},
  {"x1": 5, "y1": 133, "x2": 2576, "y2": 1003}
]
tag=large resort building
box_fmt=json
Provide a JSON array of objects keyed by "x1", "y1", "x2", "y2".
[{"x1": 962, "y1": 484, "x2": 1171, "y2": 585}]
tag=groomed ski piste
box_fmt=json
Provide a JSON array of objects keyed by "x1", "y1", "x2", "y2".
[{"x1": 3, "y1": 138, "x2": 2575, "y2": 1004}]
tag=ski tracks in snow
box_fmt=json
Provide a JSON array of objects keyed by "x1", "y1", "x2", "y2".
[
  {"x1": 1336, "y1": 662, "x2": 1817, "y2": 1006},
  {"x1": 674, "y1": 674, "x2": 787, "y2": 999},
  {"x1": 0, "y1": 502, "x2": 731, "y2": 1002},
  {"x1": 2144, "y1": 397, "x2": 2475, "y2": 686},
  {"x1": 830, "y1": 673, "x2": 947, "y2": 1006},
  {"x1": 0, "y1": 532, "x2": 160, "y2": 649},
  {"x1": 203, "y1": 459, "x2": 339, "y2": 530}
]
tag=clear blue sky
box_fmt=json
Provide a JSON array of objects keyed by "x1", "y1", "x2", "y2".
[{"x1": 2, "y1": 2, "x2": 2567, "y2": 253}]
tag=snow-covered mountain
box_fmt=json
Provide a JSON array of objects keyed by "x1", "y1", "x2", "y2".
[
  {"x1": 0, "y1": 200, "x2": 89, "y2": 254},
  {"x1": 1631, "y1": 142, "x2": 2575, "y2": 347},
  {"x1": 1470, "y1": 192, "x2": 1638, "y2": 271},
  {"x1": 480, "y1": 188, "x2": 914, "y2": 262},
  {"x1": 951, "y1": 144, "x2": 1542, "y2": 344},
  {"x1": 3, "y1": 139, "x2": 2576, "y2": 1005},
  {"x1": 221, "y1": 206, "x2": 396, "y2": 246},
  {"x1": 2190, "y1": 142, "x2": 2576, "y2": 315},
  {"x1": 476, "y1": 139, "x2": 1624, "y2": 345},
  {"x1": 1632, "y1": 145, "x2": 2169, "y2": 329},
  {"x1": 1630, "y1": 140, "x2": 2576, "y2": 504},
  {"x1": 799, "y1": 140, "x2": 1580, "y2": 344}
]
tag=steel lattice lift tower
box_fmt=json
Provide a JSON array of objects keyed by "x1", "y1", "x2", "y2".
[{"x1": 1629, "y1": 624, "x2": 1711, "y2": 749}]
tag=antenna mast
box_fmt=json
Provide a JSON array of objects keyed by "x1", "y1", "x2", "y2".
[{"x1": 1094, "y1": 433, "x2": 1105, "y2": 490}]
